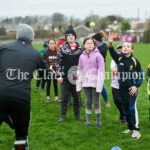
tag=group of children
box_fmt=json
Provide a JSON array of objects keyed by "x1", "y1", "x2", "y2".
[{"x1": 37, "y1": 31, "x2": 143, "y2": 139}]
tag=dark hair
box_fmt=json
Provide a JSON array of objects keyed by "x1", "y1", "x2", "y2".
[
  {"x1": 48, "y1": 39, "x2": 56, "y2": 44},
  {"x1": 83, "y1": 37, "x2": 96, "y2": 46},
  {"x1": 92, "y1": 30, "x2": 105, "y2": 42}
]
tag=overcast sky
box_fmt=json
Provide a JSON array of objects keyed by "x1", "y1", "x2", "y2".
[{"x1": 0, "y1": 0, "x2": 150, "y2": 20}]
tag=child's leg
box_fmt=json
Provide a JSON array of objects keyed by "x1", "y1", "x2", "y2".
[
  {"x1": 83, "y1": 87, "x2": 92, "y2": 124},
  {"x1": 53, "y1": 79, "x2": 58, "y2": 97},
  {"x1": 128, "y1": 92, "x2": 139, "y2": 131},
  {"x1": 112, "y1": 87, "x2": 124, "y2": 120},
  {"x1": 41, "y1": 79, "x2": 46, "y2": 90},
  {"x1": 120, "y1": 88, "x2": 130, "y2": 126},
  {"x1": 46, "y1": 79, "x2": 51, "y2": 98},
  {"x1": 102, "y1": 86, "x2": 110, "y2": 107},
  {"x1": 60, "y1": 80, "x2": 70, "y2": 118},
  {"x1": 92, "y1": 88, "x2": 101, "y2": 124}
]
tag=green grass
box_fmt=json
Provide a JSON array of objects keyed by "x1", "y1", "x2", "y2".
[{"x1": 0, "y1": 43, "x2": 150, "y2": 150}]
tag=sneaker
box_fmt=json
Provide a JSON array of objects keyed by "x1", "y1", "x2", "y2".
[
  {"x1": 84, "y1": 123, "x2": 91, "y2": 128},
  {"x1": 55, "y1": 99, "x2": 61, "y2": 103},
  {"x1": 121, "y1": 129, "x2": 132, "y2": 134},
  {"x1": 132, "y1": 130, "x2": 141, "y2": 139},
  {"x1": 58, "y1": 117, "x2": 65, "y2": 122},
  {"x1": 46, "y1": 98, "x2": 50, "y2": 103},
  {"x1": 95, "y1": 123, "x2": 102, "y2": 128},
  {"x1": 75, "y1": 116, "x2": 85, "y2": 121},
  {"x1": 12, "y1": 139, "x2": 29, "y2": 150}
]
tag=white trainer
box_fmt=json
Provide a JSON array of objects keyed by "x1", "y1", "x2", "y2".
[
  {"x1": 121, "y1": 129, "x2": 132, "y2": 134},
  {"x1": 132, "y1": 130, "x2": 141, "y2": 139}
]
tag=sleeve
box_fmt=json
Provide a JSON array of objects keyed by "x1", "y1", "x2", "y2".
[
  {"x1": 56, "y1": 45, "x2": 64, "y2": 78},
  {"x1": 109, "y1": 46, "x2": 121, "y2": 64},
  {"x1": 76, "y1": 55, "x2": 83, "y2": 92},
  {"x1": 96, "y1": 53, "x2": 105, "y2": 93},
  {"x1": 98, "y1": 44, "x2": 108, "y2": 60},
  {"x1": 134, "y1": 59, "x2": 143, "y2": 88}
]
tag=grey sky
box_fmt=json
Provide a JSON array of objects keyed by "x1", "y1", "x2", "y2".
[{"x1": 0, "y1": 0, "x2": 150, "y2": 20}]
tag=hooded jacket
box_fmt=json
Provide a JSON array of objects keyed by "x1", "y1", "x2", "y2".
[{"x1": 76, "y1": 47, "x2": 105, "y2": 93}]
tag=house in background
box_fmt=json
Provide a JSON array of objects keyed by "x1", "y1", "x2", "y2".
[{"x1": 74, "y1": 25, "x2": 92, "y2": 38}]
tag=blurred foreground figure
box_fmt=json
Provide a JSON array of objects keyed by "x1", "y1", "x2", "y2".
[{"x1": 0, "y1": 24, "x2": 47, "y2": 150}]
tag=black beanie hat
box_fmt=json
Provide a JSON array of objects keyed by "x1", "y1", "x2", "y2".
[
  {"x1": 92, "y1": 33, "x2": 102, "y2": 42},
  {"x1": 65, "y1": 29, "x2": 77, "y2": 39},
  {"x1": 117, "y1": 43, "x2": 122, "y2": 49}
]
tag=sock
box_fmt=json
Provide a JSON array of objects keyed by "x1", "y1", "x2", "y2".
[
  {"x1": 96, "y1": 113, "x2": 101, "y2": 124},
  {"x1": 95, "y1": 107, "x2": 101, "y2": 124},
  {"x1": 86, "y1": 113, "x2": 91, "y2": 124},
  {"x1": 86, "y1": 109, "x2": 91, "y2": 123}
]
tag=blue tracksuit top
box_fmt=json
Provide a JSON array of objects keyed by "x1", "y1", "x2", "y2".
[{"x1": 109, "y1": 46, "x2": 143, "y2": 88}]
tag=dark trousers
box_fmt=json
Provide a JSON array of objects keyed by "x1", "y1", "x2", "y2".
[
  {"x1": 60, "y1": 80, "x2": 80, "y2": 117},
  {"x1": 46, "y1": 79, "x2": 58, "y2": 96},
  {"x1": 120, "y1": 88, "x2": 139, "y2": 131},
  {"x1": 36, "y1": 79, "x2": 46, "y2": 90},
  {"x1": 0, "y1": 96, "x2": 30, "y2": 140},
  {"x1": 112, "y1": 87, "x2": 124, "y2": 119}
]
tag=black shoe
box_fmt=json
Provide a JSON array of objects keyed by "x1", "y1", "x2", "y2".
[
  {"x1": 95, "y1": 123, "x2": 102, "y2": 128},
  {"x1": 84, "y1": 123, "x2": 91, "y2": 128},
  {"x1": 76, "y1": 116, "x2": 85, "y2": 121},
  {"x1": 58, "y1": 117, "x2": 65, "y2": 122}
]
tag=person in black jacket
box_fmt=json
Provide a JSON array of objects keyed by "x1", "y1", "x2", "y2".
[
  {"x1": 56, "y1": 28, "x2": 85, "y2": 122},
  {"x1": 0, "y1": 24, "x2": 47, "y2": 149},
  {"x1": 92, "y1": 31, "x2": 110, "y2": 107},
  {"x1": 108, "y1": 32, "x2": 143, "y2": 139}
]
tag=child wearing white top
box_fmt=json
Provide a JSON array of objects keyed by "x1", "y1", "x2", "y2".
[{"x1": 110, "y1": 44, "x2": 126, "y2": 124}]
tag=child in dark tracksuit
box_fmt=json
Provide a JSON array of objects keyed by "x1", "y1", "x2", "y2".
[
  {"x1": 110, "y1": 44, "x2": 126, "y2": 124},
  {"x1": 108, "y1": 33, "x2": 143, "y2": 139}
]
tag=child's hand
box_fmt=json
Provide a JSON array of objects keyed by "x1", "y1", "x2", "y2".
[
  {"x1": 50, "y1": 65, "x2": 56, "y2": 74},
  {"x1": 57, "y1": 77, "x2": 63, "y2": 83},
  {"x1": 108, "y1": 32, "x2": 114, "y2": 46},
  {"x1": 129, "y1": 86, "x2": 138, "y2": 96}
]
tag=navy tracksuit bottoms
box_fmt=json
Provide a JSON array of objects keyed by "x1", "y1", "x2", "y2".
[{"x1": 120, "y1": 88, "x2": 139, "y2": 131}]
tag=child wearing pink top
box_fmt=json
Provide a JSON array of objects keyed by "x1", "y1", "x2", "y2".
[{"x1": 76, "y1": 37, "x2": 105, "y2": 128}]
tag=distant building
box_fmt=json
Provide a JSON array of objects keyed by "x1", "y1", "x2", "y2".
[
  {"x1": 74, "y1": 25, "x2": 92, "y2": 38},
  {"x1": 105, "y1": 20, "x2": 121, "y2": 32}
]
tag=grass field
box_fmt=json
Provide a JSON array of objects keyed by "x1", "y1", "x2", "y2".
[{"x1": 0, "y1": 43, "x2": 150, "y2": 150}]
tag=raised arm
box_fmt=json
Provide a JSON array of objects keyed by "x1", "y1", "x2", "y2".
[{"x1": 108, "y1": 32, "x2": 121, "y2": 64}]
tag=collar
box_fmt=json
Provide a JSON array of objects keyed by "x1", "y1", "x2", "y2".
[
  {"x1": 97, "y1": 41, "x2": 104, "y2": 47},
  {"x1": 17, "y1": 38, "x2": 31, "y2": 44}
]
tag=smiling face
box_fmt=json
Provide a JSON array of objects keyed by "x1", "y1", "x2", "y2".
[
  {"x1": 67, "y1": 34, "x2": 75, "y2": 44},
  {"x1": 122, "y1": 42, "x2": 133, "y2": 57},
  {"x1": 84, "y1": 39, "x2": 95, "y2": 52}
]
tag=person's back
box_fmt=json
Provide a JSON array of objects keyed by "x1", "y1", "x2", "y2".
[
  {"x1": 0, "y1": 24, "x2": 47, "y2": 149},
  {"x1": 0, "y1": 38, "x2": 44, "y2": 102}
]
